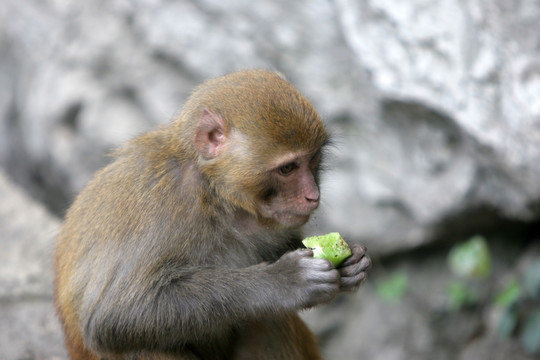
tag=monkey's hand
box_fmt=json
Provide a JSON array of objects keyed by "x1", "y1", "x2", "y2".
[
  {"x1": 338, "y1": 243, "x2": 371, "y2": 292},
  {"x1": 270, "y1": 249, "x2": 340, "y2": 309}
]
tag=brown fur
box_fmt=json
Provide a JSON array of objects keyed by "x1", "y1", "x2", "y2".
[{"x1": 55, "y1": 69, "x2": 369, "y2": 359}]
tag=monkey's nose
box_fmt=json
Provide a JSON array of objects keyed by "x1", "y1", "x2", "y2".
[
  {"x1": 305, "y1": 187, "x2": 320, "y2": 203},
  {"x1": 305, "y1": 193, "x2": 320, "y2": 208}
]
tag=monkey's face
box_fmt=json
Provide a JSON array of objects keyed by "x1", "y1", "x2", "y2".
[{"x1": 257, "y1": 150, "x2": 322, "y2": 228}]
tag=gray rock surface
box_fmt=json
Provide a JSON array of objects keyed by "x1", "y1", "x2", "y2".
[
  {"x1": 327, "y1": 0, "x2": 540, "y2": 251},
  {"x1": 0, "y1": 170, "x2": 66, "y2": 359},
  {"x1": 2, "y1": 0, "x2": 540, "y2": 254}
]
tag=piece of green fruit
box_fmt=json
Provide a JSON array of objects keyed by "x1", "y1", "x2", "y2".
[{"x1": 302, "y1": 232, "x2": 352, "y2": 268}]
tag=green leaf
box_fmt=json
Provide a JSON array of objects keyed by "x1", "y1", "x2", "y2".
[
  {"x1": 520, "y1": 310, "x2": 540, "y2": 355},
  {"x1": 495, "y1": 279, "x2": 521, "y2": 307},
  {"x1": 448, "y1": 236, "x2": 492, "y2": 279},
  {"x1": 446, "y1": 280, "x2": 477, "y2": 310},
  {"x1": 375, "y1": 272, "x2": 409, "y2": 302}
]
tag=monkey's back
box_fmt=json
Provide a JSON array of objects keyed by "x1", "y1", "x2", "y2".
[{"x1": 54, "y1": 128, "x2": 207, "y2": 358}]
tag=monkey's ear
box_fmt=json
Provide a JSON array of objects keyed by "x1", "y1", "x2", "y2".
[{"x1": 194, "y1": 109, "x2": 227, "y2": 159}]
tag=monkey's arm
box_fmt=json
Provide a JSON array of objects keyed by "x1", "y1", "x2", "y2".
[{"x1": 83, "y1": 249, "x2": 338, "y2": 353}]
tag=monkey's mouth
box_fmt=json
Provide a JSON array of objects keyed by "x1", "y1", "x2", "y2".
[
  {"x1": 259, "y1": 204, "x2": 314, "y2": 227},
  {"x1": 274, "y1": 212, "x2": 312, "y2": 227}
]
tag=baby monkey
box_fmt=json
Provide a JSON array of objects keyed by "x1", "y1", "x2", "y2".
[{"x1": 55, "y1": 69, "x2": 371, "y2": 359}]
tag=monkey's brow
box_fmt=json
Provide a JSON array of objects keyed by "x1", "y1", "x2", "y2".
[{"x1": 270, "y1": 151, "x2": 312, "y2": 168}]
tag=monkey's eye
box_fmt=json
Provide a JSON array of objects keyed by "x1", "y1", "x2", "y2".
[{"x1": 278, "y1": 162, "x2": 298, "y2": 176}]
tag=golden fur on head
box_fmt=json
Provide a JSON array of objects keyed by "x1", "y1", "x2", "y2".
[
  {"x1": 175, "y1": 69, "x2": 329, "y2": 217},
  {"x1": 177, "y1": 69, "x2": 328, "y2": 157}
]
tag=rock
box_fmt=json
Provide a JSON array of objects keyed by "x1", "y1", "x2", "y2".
[
  {"x1": 324, "y1": 0, "x2": 540, "y2": 250},
  {"x1": 460, "y1": 336, "x2": 535, "y2": 360},
  {"x1": 0, "y1": 171, "x2": 59, "y2": 299},
  {"x1": 2, "y1": 0, "x2": 540, "y2": 254},
  {"x1": 0, "y1": 170, "x2": 66, "y2": 359},
  {"x1": 0, "y1": 301, "x2": 66, "y2": 360}
]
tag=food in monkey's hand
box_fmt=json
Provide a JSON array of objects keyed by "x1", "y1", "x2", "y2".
[{"x1": 302, "y1": 232, "x2": 352, "y2": 268}]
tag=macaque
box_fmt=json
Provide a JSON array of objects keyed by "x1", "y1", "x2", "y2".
[{"x1": 54, "y1": 69, "x2": 371, "y2": 359}]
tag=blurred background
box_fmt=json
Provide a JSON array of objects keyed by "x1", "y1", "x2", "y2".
[{"x1": 1, "y1": 0, "x2": 540, "y2": 359}]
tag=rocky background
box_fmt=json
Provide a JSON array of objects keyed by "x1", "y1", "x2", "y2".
[{"x1": 1, "y1": 0, "x2": 540, "y2": 359}]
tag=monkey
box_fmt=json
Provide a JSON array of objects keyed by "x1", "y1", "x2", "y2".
[{"x1": 54, "y1": 69, "x2": 371, "y2": 359}]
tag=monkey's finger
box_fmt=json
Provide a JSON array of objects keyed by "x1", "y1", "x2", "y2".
[
  {"x1": 295, "y1": 248, "x2": 314, "y2": 257},
  {"x1": 339, "y1": 256, "x2": 372, "y2": 278},
  {"x1": 303, "y1": 267, "x2": 340, "y2": 284},
  {"x1": 340, "y1": 271, "x2": 367, "y2": 292},
  {"x1": 301, "y1": 257, "x2": 336, "y2": 272},
  {"x1": 340, "y1": 244, "x2": 368, "y2": 267},
  {"x1": 282, "y1": 248, "x2": 313, "y2": 262},
  {"x1": 303, "y1": 282, "x2": 340, "y2": 308}
]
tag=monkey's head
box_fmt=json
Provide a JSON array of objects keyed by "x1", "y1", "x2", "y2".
[{"x1": 178, "y1": 69, "x2": 329, "y2": 229}]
